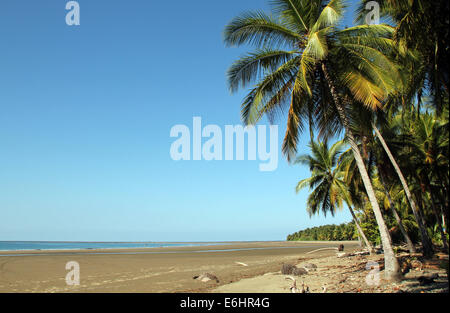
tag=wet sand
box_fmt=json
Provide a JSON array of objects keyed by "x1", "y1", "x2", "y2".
[{"x1": 0, "y1": 241, "x2": 357, "y2": 293}]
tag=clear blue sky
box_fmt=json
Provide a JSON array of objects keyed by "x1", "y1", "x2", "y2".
[{"x1": 0, "y1": 0, "x2": 360, "y2": 242}]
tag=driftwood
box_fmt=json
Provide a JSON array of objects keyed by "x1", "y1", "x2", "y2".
[
  {"x1": 285, "y1": 276, "x2": 298, "y2": 293},
  {"x1": 395, "y1": 245, "x2": 411, "y2": 253},
  {"x1": 299, "y1": 281, "x2": 310, "y2": 293},
  {"x1": 337, "y1": 250, "x2": 370, "y2": 258},
  {"x1": 193, "y1": 273, "x2": 220, "y2": 283},
  {"x1": 306, "y1": 247, "x2": 339, "y2": 255},
  {"x1": 285, "y1": 277, "x2": 309, "y2": 293},
  {"x1": 235, "y1": 262, "x2": 249, "y2": 267},
  {"x1": 355, "y1": 250, "x2": 370, "y2": 255}
]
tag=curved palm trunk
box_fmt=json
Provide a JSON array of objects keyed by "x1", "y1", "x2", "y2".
[
  {"x1": 372, "y1": 123, "x2": 434, "y2": 258},
  {"x1": 348, "y1": 206, "x2": 374, "y2": 254},
  {"x1": 321, "y1": 62, "x2": 402, "y2": 282},
  {"x1": 378, "y1": 168, "x2": 416, "y2": 254}
]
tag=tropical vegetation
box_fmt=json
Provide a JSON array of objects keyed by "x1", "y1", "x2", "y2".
[
  {"x1": 287, "y1": 223, "x2": 358, "y2": 241},
  {"x1": 224, "y1": 0, "x2": 449, "y2": 282}
]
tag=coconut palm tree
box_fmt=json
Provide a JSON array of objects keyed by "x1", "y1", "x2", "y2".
[
  {"x1": 356, "y1": 0, "x2": 449, "y2": 113},
  {"x1": 356, "y1": 0, "x2": 448, "y2": 254},
  {"x1": 372, "y1": 120, "x2": 435, "y2": 256},
  {"x1": 410, "y1": 112, "x2": 449, "y2": 249},
  {"x1": 295, "y1": 140, "x2": 374, "y2": 252},
  {"x1": 224, "y1": 0, "x2": 402, "y2": 280},
  {"x1": 377, "y1": 161, "x2": 417, "y2": 253},
  {"x1": 344, "y1": 99, "x2": 431, "y2": 254},
  {"x1": 337, "y1": 136, "x2": 417, "y2": 254},
  {"x1": 335, "y1": 37, "x2": 436, "y2": 256},
  {"x1": 370, "y1": 109, "x2": 439, "y2": 255},
  {"x1": 386, "y1": 104, "x2": 449, "y2": 249}
]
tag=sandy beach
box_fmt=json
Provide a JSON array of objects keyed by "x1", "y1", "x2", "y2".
[
  {"x1": 1, "y1": 241, "x2": 448, "y2": 293},
  {"x1": 0, "y1": 241, "x2": 358, "y2": 293}
]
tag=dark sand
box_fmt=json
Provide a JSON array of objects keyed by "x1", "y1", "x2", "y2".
[{"x1": 0, "y1": 241, "x2": 357, "y2": 293}]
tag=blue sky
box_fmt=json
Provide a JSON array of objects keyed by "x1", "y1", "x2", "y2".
[{"x1": 0, "y1": 0, "x2": 360, "y2": 242}]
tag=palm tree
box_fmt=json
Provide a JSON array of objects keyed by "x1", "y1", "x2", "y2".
[
  {"x1": 356, "y1": 0, "x2": 449, "y2": 113},
  {"x1": 372, "y1": 115, "x2": 435, "y2": 256},
  {"x1": 410, "y1": 112, "x2": 449, "y2": 249},
  {"x1": 337, "y1": 137, "x2": 417, "y2": 253},
  {"x1": 338, "y1": 38, "x2": 436, "y2": 256},
  {"x1": 356, "y1": 0, "x2": 449, "y2": 254},
  {"x1": 387, "y1": 105, "x2": 449, "y2": 250},
  {"x1": 346, "y1": 100, "x2": 430, "y2": 254},
  {"x1": 224, "y1": 0, "x2": 402, "y2": 281},
  {"x1": 295, "y1": 140, "x2": 374, "y2": 252},
  {"x1": 377, "y1": 161, "x2": 417, "y2": 253}
]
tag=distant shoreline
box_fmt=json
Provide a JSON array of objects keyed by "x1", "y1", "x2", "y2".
[
  {"x1": 0, "y1": 241, "x2": 356, "y2": 256},
  {"x1": 0, "y1": 240, "x2": 353, "y2": 254},
  {"x1": 0, "y1": 241, "x2": 231, "y2": 253}
]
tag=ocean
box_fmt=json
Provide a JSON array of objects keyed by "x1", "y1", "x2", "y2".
[{"x1": 0, "y1": 241, "x2": 225, "y2": 252}]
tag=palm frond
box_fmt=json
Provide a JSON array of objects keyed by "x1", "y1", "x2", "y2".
[
  {"x1": 228, "y1": 49, "x2": 296, "y2": 93},
  {"x1": 312, "y1": 0, "x2": 345, "y2": 31},
  {"x1": 224, "y1": 11, "x2": 301, "y2": 48}
]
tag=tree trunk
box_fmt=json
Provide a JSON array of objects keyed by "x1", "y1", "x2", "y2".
[
  {"x1": 427, "y1": 185, "x2": 449, "y2": 250},
  {"x1": 357, "y1": 233, "x2": 362, "y2": 247},
  {"x1": 321, "y1": 62, "x2": 402, "y2": 281},
  {"x1": 372, "y1": 123, "x2": 434, "y2": 258},
  {"x1": 433, "y1": 166, "x2": 449, "y2": 237},
  {"x1": 378, "y1": 168, "x2": 416, "y2": 254},
  {"x1": 348, "y1": 206, "x2": 374, "y2": 254},
  {"x1": 308, "y1": 106, "x2": 315, "y2": 143}
]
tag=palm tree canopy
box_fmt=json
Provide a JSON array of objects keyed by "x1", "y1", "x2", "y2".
[
  {"x1": 355, "y1": 0, "x2": 450, "y2": 112},
  {"x1": 224, "y1": 0, "x2": 400, "y2": 161},
  {"x1": 295, "y1": 140, "x2": 351, "y2": 217}
]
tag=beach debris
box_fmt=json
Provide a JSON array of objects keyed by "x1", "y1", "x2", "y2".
[
  {"x1": 301, "y1": 263, "x2": 317, "y2": 272},
  {"x1": 235, "y1": 262, "x2": 248, "y2": 267},
  {"x1": 282, "y1": 264, "x2": 308, "y2": 276},
  {"x1": 374, "y1": 245, "x2": 384, "y2": 254},
  {"x1": 293, "y1": 268, "x2": 308, "y2": 276},
  {"x1": 417, "y1": 273, "x2": 439, "y2": 286},
  {"x1": 300, "y1": 281, "x2": 310, "y2": 293},
  {"x1": 285, "y1": 276, "x2": 298, "y2": 293},
  {"x1": 336, "y1": 250, "x2": 370, "y2": 258},
  {"x1": 422, "y1": 260, "x2": 443, "y2": 270},
  {"x1": 282, "y1": 264, "x2": 294, "y2": 275},
  {"x1": 193, "y1": 273, "x2": 219, "y2": 283},
  {"x1": 401, "y1": 258, "x2": 423, "y2": 274},
  {"x1": 285, "y1": 277, "x2": 309, "y2": 293},
  {"x1": 321, "y1": 285, "x2": 327, "y2": 293},
  {"x1": 437, "y1": 253, "x2": 449, "y2": 260},
  {"x1": 338, "y1": 244, "x2": 345, "y2": 252},
  {"x1": 306, "y1": 247, "x2": 339, "y2": 255}
]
